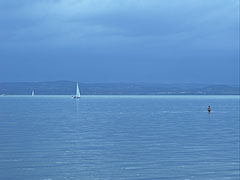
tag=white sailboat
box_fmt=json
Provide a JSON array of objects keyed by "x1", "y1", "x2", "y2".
[
  {"x1": 32, "y1": 90, "x2": 35, "y2": 96},
  {"x1": 72, "y1": 83, "x2": 81, "y2": 99}
]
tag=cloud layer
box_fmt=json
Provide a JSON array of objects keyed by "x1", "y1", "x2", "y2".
[{"x1": 0, "y1": 0, "x2": 239, "y2": 83}]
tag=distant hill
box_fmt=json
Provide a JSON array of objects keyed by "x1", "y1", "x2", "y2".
[{"x1": 0, "y1": 81, "x2": 239, "y2": 95}]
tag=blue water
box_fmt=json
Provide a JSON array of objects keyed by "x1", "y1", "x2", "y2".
[{"x1": 0, "y1": 95, "x2": 239, "y2": 180}]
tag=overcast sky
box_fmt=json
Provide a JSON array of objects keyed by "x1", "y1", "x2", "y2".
[{"x1": 0, "y1": 0, "x2": 239, "y2": 84}]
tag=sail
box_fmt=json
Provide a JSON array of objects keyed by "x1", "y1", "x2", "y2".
[
  {"x1": 76, "y1": 83, "x2": 81, "y2": 98},
  {"x1": 32, "y1": 90, "x2": 34, "y2": 96}
]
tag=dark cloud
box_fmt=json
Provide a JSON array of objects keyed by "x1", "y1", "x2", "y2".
[{"x1": 0, "y1": 0, "x2": 239, "y2": 84}]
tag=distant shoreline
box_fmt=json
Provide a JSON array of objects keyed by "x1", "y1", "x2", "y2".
[{"x1": 0, "y1": 81, "x2": 239, "y2": 95}]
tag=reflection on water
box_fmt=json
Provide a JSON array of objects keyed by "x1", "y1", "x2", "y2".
[{"x1": 0, "y1": 95, "x2": 239, "y2": 180}]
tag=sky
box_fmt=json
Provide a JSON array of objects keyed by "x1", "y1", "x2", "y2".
[{"x1": 0, "y1": 0, "x2": 239, "y2": 84}]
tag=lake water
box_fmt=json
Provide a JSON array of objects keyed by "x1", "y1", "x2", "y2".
[{"x1": 0, "y1": 95, "x2": 239, "y2": 180}]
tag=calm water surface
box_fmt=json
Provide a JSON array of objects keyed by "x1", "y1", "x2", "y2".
[{"x1": 0, "y1": 95, "x2": 239, "y2": 180}]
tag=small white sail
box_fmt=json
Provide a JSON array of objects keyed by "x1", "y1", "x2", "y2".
[
  {"x1": 32, "y1": 90, "x2": 35, "y2": 96},
  {"x1": 76, "y1": 83, "x2": 81, "y2": 98}
]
